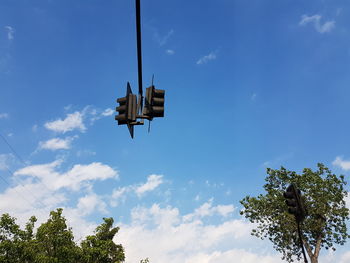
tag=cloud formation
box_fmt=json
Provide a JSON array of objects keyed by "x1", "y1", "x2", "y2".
[
  {"x1": 183, "y1": 198, "x2": 235, "y2": 221},
  {"x1": 0, "y1": 153, "x2": 14, "y2": 171},
  {"x1": 39, "y1": 137, "x2": 76, "y2": 151},
  {"x1": 135, "y1": 174, "x2": 164, "y2": 197},
  {"x1": 153, "y1": 29, "x2": 174, "y2": 46},
  {"x1": 14, "y1": 160, "x2": 118, "y2": 191},
  {"x1": 45, "y1": 111, "x2": 86, "y2": 133},
  {"x1": 101, "y1": 108, "x2": 114, "y2": 116},
  {"x1": 116, "y1": 202, "x2": 279, "y2": 263},
  {"x1": 166, "y1": 49, "x2": 175, "y2": 55},
  {"x1": 332, "y1": 156, "x2": 350, "y2": 171},
  {"x1": 299, "y1": 14, "x2": 335, "y2": 33},
  {"x1": 4, "y1": 26, "x2": 14, "y2": 40},
  {"x1": 110, "y1": 174, "x2": 164, "y2": 206},
  {"x1": 197, "y1": 51, "x2": 217, "y2": 65}
]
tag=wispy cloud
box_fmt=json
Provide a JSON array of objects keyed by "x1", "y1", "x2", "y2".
[
  {"x1": 299, "y1": 14, "x2": 335, "y2": 33},
  {"x1": 90, "y1": 107, "x2": 116, "y2": 123},
  {"x1": 251, "y1": 93, "x2": 257, "y2": 101},
  {"x1": 166, "y1": 49, "x2": 175, "y2": 55},
  {"x1": 332, "y1": 156, "x2": 350, "y2": 171},
  {"x1": 196, "y1": 51, "x2": 217, "y2": 65},
  {"x1": 135, "y1": 174, "x2": 163, "y2": 197},
  {"x1": 0, "y1": 153, "x2": 14, "y2": 171},
  {"x1": 39, "y1": 136, "x2": 77, "y2": 151},
  {"x1": 110, "y1": 174, "x2": 165, "y2": 206},
  {"x1": 76, "y1": 149, "x2": 96, "y2": 157},
  {"x1": 183, "y1": 198, "x2": 235, "y2": 221},
  {"x1": 153, "y1": 29, "x2": 174, "y2": 46},
  {"x1": 4, "y1": 26, "x2": 14, "y2": 40},
  {"x1": 101, "y1": 108, "x2": 114, "y2": 116},
  {"x1": 0, "y1": 113, "x2": 9, "y2": 119}
]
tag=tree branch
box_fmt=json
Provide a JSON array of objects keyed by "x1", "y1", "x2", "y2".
[
  {"x1": 314, "y1": 235, "x2": 322, "y2": 259},
  {"x1": 303, "y1": 240, "x2": 314, "y2": 260}
]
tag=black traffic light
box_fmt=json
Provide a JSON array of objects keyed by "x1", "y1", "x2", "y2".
[
  {"x1": 115, "y1": 82, "x2": 137, "y2": 138},
  {"x1": 283, "y1": 183, "x2": 306, "y2": 222},
  {"x1": 143, "y1": 85, "x2": 165, "y2": 119}
]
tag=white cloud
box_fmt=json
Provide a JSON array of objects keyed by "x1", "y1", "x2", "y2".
[
  {"x1": 340, "y1": 251, "x2": 350, "y2": 263},
  {"x1": 299, "y1": 14, "x2": 335, "y2": 33},
  {"x1": 110, "y1": 174, "x2": 165, "y2": 206},
  {"x1": 153, "y1": 29, "x2": 174, "y2": 46},
  {"x1": 45, "y1": 111, "x2": 86, "y2": 133},
  {"x1": 135, "y1": 174, "x2": 163, "y2": 197},
  {"x1": 116, "y1": 203, "x2": 278, "y2": 263},
  {"x1": 197, "y1": 51, "x2": 217, "y2": 65},
  {"x1": 0, "y1": 113, "x2": 9, "y2": 119},
  {"x1": 0, "y1": 159, "x2": 119, "y2": 240},
  {"x1": 0, "y1": 153, "x2": 14, "y2": 171},
  {"x1": 76, "y1": 193, "x2": 108, "y2": 216},
  {"x1": 89, "y1": 107, "x2": 116, "y2": 123},
  {"x1": 39, "y1": 136, "x2": 76, "y2": 151},
  {"x1": 64, "y1": 104, "x2": 72, "y2": 111},
  {"x1": 166, "y1": 49, "x2": 175, "y2": 55},
  {"x1": 101, "y1": 108, "x2": 114, "y2": 116},
  {"x1": 110, "y1": 186, "x2": 133, "y2": 207},
  {"x1": 4, "y1": 26, "x2": 14, "y2": 40},
  {"x1": 76, "y1": 149, "x2": 96, "y2": 157},
  {"x1": 183, "y1": 249, "x2": 281, "y2": 263},
  {"x1": 183, "y1": 199, "x2": 235, "y2": 221},
  {"x1": 32, "y1": 124, "x2": 38, "y2": 132},
  {"x1": 332, "y1": 156, "x2": 350, "y2": 171},
  {"x1": 14, "y1": 160, "x2": 118, "y2": 191}
]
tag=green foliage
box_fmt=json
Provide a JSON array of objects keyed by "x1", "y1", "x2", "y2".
[
  {"x1": 240, "y1": 163, "x2": 349, "y2": 263},
  {"x1": 35, "y1": 208, "x2": 81, "y2": 263},
  {"x1": 81, "y1": 217, "x2": 125, "y2": 263},
  {"x1": 0, "y1": 209, "x2": 125, "y2": 263}
]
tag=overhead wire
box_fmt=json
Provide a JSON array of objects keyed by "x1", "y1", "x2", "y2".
[{"x1": 0, "y1": 131, "x2": 85, "y2": 242}]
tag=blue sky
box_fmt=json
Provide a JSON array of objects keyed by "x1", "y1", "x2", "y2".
[{"x1": 1, "y1": 0, "x2": 350, "y2": 262}]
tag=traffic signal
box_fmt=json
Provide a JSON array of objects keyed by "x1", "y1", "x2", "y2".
[
  {"x1": 143, "y1": 85, "x2": 165, "y2": 119},
  {"x1": 283, "y1": 183, "x2": 305, "y2": 222},
  {"x1": 115, "y1": 82, "x2": 137, "y2": 138}
]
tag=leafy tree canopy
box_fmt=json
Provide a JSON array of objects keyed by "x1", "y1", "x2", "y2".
[
  {"x1": 0, "y1": 209, "x2": 125, "y2": 263},
  {"x1": 240, "y1": 163, "x2": 349, "y2": 263}
]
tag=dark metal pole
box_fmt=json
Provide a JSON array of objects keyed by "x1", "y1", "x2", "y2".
[
  {"x1": 297, "y1": 222, "x2": 308, "y2": 263},
  {"x1": 135, "y1": 0, "x2": 143, "y2": 98}
]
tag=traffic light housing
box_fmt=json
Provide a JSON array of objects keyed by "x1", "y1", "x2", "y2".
[
  {"x1": 283, "y1": 183, "x2": 306, "y2": 222},
  {"x1": 115, "y1": 82, "x2": 137, "y2": 138},
  {"x1": 143, "y1": 85, "x2": 165, "y2": 119}
]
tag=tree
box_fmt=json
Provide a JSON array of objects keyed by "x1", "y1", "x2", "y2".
[
  {"x1": 81, "y1": 217, "x2": 125, "y2": 263},
  {"x1": 35, "y1": 208, "x2": 81, "y2": 263},
  {"x1": 0, "y1": 209, "x2": 126, "y2": 263},
  {"x1": 240, "y1": 163, "x2": 349, "y2": 263},
  {"x1": 0, "y1": 213, "x2": 37, "y2": 263}
]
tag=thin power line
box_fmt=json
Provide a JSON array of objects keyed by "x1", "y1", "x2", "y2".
[
  {"x1": 0, "y1": 132, "x2": 85, "y2": 241},
  {"x1": 5, "y1": 167, "x2": 49, "y2": 211},
  {"x1": 0, "y1": 169, "x2": 48, "y2": 220},
  {"x1": 0, "y1": 133, "x2": 26, "y2": 164}
]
